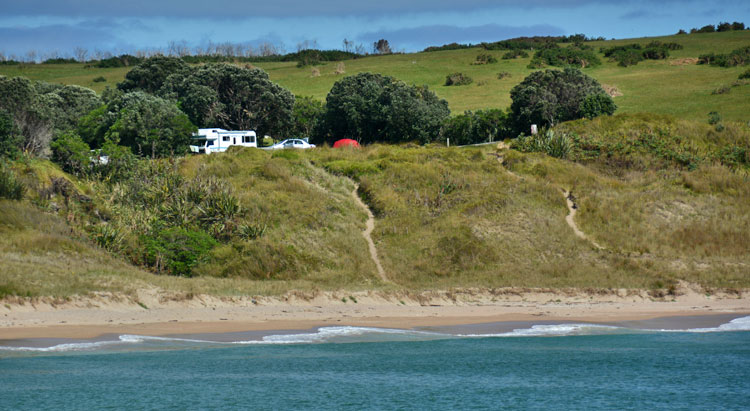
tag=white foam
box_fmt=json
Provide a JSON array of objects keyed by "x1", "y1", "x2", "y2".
[
  {"x1": 2, "y1": 317, "x2": 749, "y2": 352},
  {"x1": 460, "y1": 323, "x2": 624, "y2": 338},
  {"x1": 235, "y1": 326, "x2": 449, "y2": 345},
  {"x1": 670, "y1": 315, "x2": 750, "y2": 333}
]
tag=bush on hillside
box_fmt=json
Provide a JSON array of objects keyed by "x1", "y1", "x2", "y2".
[
  {"x1": 442, "y1": 109, "x2": 511, "y2": 146},
  {"x1": 0, "y1": 110, "x2": 22, "y2": 159},
  {"x1": 699, "y1": 46, "x2": 750, "y2": 67},
  {"x1": 142, "y1": 227, "x2": 217, "y2": 277},
  {"x1": 79, "y1": 92, "x2": 196, "y2": 158},
  {"x1": 502, "y1": 50, "x2": 529, "y2": 59},
  {"x1": 601, "y1": 41, "x2": 679, "y2": 67},
  {"x1": 319, "y1": 72, "x2": 449, "y2": 145},
  {"x1": 472, "y1": 54, "x2": 498, "y2": 65},
  {"x1": 50, "y1": 132, "x2": 91, "y2": 175},
  {"x1": 445, "y1": 72, "x2": 473, "y2": 86},
  {"x1": 509, "y1": 68, "x2": 615, "y2": 133},
  {"x1": 739, "y1": 69, "x2": 750, "y2": 80},
  {"x1": 512, "y1": 129, "x2": 572, "y2": 159},
  {"x1": 528, "y1": 44, "x2": 600, "y2": 69},
  {"x1": 0, "y1": 162, "x2": 25, "y2": 200}
]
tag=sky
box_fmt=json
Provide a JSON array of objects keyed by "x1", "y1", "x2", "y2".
[{"x1": 1, "y1": 0, "x2": 749, "y2": 60}]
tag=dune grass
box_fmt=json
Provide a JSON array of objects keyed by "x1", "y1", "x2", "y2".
[{"x1": 1, "y1": 119, "x2": 749, "y2": 298}]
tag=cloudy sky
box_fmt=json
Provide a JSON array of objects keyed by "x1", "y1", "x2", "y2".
[{"x1": 1, "y1": 0, "x2": 748, "y2": 59}]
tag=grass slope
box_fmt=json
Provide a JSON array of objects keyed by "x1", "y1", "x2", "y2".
[
  {"x1": 2, "y1": 31, "x2": 749, "y2": 121},
  {"x1": 2, "y1": 113, "x2": 748, "y2": 298}
]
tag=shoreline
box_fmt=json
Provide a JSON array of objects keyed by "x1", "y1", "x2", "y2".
[{"x1": 1, "y1": 284, "x2": 748, "y2": 340}]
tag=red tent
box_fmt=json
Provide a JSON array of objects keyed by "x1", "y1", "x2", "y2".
[{"x1": 333, "y1": 139, "x2": 360, "y2": 148}]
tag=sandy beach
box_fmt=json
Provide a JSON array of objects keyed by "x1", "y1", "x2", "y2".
[{"x1": 1, "y1": 282, "x2": 748, "y2": 340}]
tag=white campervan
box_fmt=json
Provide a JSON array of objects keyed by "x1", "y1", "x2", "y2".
[{"x1": 190, "y1": 128, "x2": 257, "y2": 154}]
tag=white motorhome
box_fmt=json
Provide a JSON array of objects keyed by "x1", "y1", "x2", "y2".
[{"x1": 190, "y1": 128, "x2": 257, "y2": 154}]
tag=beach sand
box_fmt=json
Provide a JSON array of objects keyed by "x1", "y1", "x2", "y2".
[{"x1": 1, "y1": 281, "x2": 748, "y2": 341}]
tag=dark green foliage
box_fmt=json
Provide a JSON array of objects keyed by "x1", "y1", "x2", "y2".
[
  {"x1": 580, "y1": 94, "x2": 618, "y2": 120},
  {"x1": 696, "y1": 25, "x2": 716, "y2": 33},
  {"x1": 0, "y1": 110, "x2": 22, "y2": 159},
  {"x1": 739, "y1": 69, "x2": 750, "y2": 80},
  {"x1": 291, "y1": 96, "x2": 324, "y2": 138},
  {"x1": 50, "y1": 132, "x2": 91, "y2": 175},
  {"x1": 117, "y1": 56, "x2": 190, "y2": 94},
  {"x1": 600, "y1": 42, "x2": 678, "y2": 67},
  {"x1": 161, "y1": 64, "x2": 294, "y2": 137},
  {"x1": 472, "y1": 54, "x2": 498, "y2": 65},
  {"x1": 501, "y1": 50, "x2": 529, "y2": 59},
  {"x1": 295, "y1": 49, "x2": 327, "y2": 67},
  {"x1": 320, "y1": 72, "x2": 449, "y2": 145},
  {"x1": 698, "y1": 46, "x2": 750, "y2": 67},
  {"x1": 95, "y1": 54, "x2": 143, "y2": 68},
  {"x1": 43, "y1": 58, "x2": 78, "y2": 64},
  {"x1": 79, "y1": 92, "x2": 196, "y2": 157},
  {"x1": 0, "y1": 76, "x2": 101, "y2": 157},
  {"x1": 142, "y1": 227, "x2": 217, "y2": 276},
  {"x1": 509, "y1": 68, "x2": 615, "y2": 133},
  {"x1": 442, "y1": 109, "x2": 511, "y2": 145},
  {"x1": 423, "y1": 43, "x2": 473, "y2": 52},
  {"x1": 0, "y1": 162, "x2": 25, "y2": 200},
  {"x1": 445, "y1": 72, "x2": 473, "y2": 86},
  {"x1": 707, "y1": 111, "x2": 722, "y2": 125},
  {"x1": 92, "y1": 76, "x2": 107, "y2": 83},
  {"x1": 497, "y1": 72, "x2": 511, "y2": 79},
  {"x1": 528, "y1": 44, "x2": 601, "y2": 69}
]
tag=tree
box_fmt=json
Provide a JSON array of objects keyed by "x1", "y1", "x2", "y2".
[
  {"x1": 80, "y1": 92, "x2": 196, "y2": 158},
  {"x1": 0, "y1": 110, "x2": 22, "y2": 159},
  {"x1": 117, "y1": 56, "x2": 190, "y2": 94},
  {"x1": 509, "y1": 68, "x2": 615, "y2": 134},
  {"x1": 50, "y1": 132, "x2": 91, "y2": 175},
  {"x1": 104, "y1": 92, "x2": 196, "y2": 158},
  {"x1": 320, "y1": 73, "x2": 449, "y2": 144},
  {"x1": 291, "y1": 96, "x2": 324, "y2": 138},
  {"x1": 373, "y1": 39, "x2": 392, "y2": 54},
  {"x1": 441, "y1": 109, "x2": 510, "y2": 146},
  {"x1": 163, "y1": 64, "x2": 295, "y2": 137}
]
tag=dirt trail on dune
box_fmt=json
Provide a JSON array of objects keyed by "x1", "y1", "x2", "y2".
[
  {"x1": 562, "y1": 190, "x2": 605, "y2": 250},
  {"x1": 494, "y1": 142, "x2": 604, "y2": 250},
  {"x1": 351, "y1": 185, "x2": 389, "y2": 283}
]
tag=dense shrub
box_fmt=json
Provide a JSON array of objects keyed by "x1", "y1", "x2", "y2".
[
  {"x1": 92, "y1": 76, "x2": 106, "y2": 83},
  {"x1": 509, "y1": 68, "x2": 615, "y2": 133},
  {"x1": 511, "y1": 129, "x2": 572, "y2": 159},
  {"x1": 472, "y1": 54, "x2": 498, "y2": 65},
  {"x1": 601, "y1": 41, "x2": 678, "y2": 66},
  {"x1": 501, "y1": 50, "x2": 529, "y2": 59},
  {"x1": 319, "y1": 72, "x2": 449, "y2": 145},
  {"x1": 50, "y1": 132, "x2": 91, "y2": 175},
  {"x1": 0, "y1": 162, "x2": 25, "y2": 200},
  {"x1": 445, "y1": 72, "x2": 473, "y2": 86},
  {"x1": 698, "y1": 46, "x2": 750, "y2": 67},
  {"x1": 528, "y1": 44, "x2": 600, "y2": 68},
  {"x1": 739, "y1": 69, "x2": 750, "y2": 80},
  {"x1": 291, "y1": 96, "x2": 324, "y2": 138},
  {"x1": 96, "y1": 55, "x2": 143, "y2": 68},
  {"x1": 142, "y1": 227, "x2": 217, "y2": 276},
  {"x1": 0, "y1": 110, "x2": 22, "y2": 159},
  {"x1": 79, "y1": 92, "x2": 196, "y2": 157},
  {"x1": 442, "y1": 109, "x2": 510, "y2": 145}
]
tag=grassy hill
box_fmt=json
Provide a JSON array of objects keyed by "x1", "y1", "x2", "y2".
[
  {"x1": 2, "y1": 112, "x2": 748, "y2": 298},
  {"x1": 1, "y1": 31, "x2": 749, "y2": 122},
  {"x1": 1, "y1": 30, "x2": 749, "y2": 299}
]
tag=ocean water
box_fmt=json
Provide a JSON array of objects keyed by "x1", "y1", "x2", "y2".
[{"x1": 2, "y1": 317, "x2": 750, "y2": 410}]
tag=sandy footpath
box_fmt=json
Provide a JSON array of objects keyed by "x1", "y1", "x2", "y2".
[{"x1": 1, "y1": 282, "x2": 748, "y2": 339}]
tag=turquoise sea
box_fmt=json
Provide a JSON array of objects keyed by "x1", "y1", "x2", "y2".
[{"x1": 2, "y1": 316, "x2": 750, "y2": 410}]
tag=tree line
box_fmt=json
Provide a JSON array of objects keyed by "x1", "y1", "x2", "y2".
[{"x1": 1, "y1": 56, "x2": 616, "y2": 177}]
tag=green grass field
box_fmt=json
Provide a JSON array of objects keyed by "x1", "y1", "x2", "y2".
[{"x1": 2, "y1": 30, "x2": 749, "y2": 121}]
